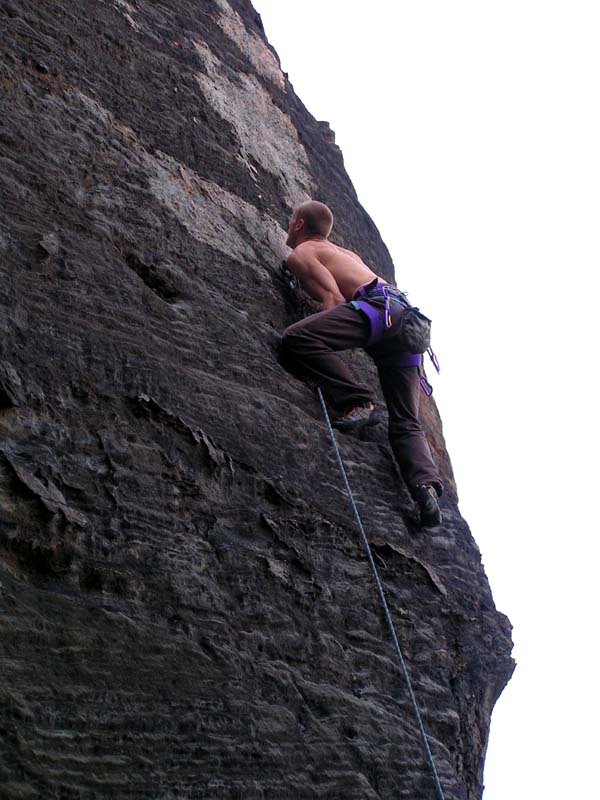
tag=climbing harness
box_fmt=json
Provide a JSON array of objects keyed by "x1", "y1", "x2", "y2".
[
  {"x1": 351, "y1": 279, "x2": 431, "y2": 350},
  {"x1": 350, "y1": 279, "x2": 441, "y2": 396},
  {"x1": 317, "y1": 387, "x2": 446, "y2": 800}
]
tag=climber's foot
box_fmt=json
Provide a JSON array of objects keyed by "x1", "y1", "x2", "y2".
[
  {"x1": 332, "y1": 403, "x2": 379, "y2": 433},
  {"x1": 414, "y1": 484, "x2": 442, "y2": 528}
]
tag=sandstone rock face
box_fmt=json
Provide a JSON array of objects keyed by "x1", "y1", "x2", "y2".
[{"x1": 0, "y1": 2, "x2": 514, "y2": 798}]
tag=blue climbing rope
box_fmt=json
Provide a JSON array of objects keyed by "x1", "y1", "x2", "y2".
[{"x1": 316, "y1": 388, "x2": 446, "y2": 800}]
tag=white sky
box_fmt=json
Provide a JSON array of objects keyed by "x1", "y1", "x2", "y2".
[{"x1": 252, "y1": 2, "x2": 599, "y2": 798}]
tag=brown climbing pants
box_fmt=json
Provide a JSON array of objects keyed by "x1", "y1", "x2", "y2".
[{"x1": 279, "y1": 302, "x2": 443, "y2": 496}]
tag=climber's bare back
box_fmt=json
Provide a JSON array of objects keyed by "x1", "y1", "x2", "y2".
[{"x1": 286, "y1": 240, "x2": 380, "y2": 309}]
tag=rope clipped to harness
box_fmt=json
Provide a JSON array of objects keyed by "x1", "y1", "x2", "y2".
[{"x1": 316, "y1": 387, "x2": 446, "y2": 800}]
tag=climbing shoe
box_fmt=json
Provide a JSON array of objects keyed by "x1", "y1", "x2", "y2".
[
  {"x1": 414, "y1": 484, "x2": 442, "y2": 528},
  {"x1": 332, "y1": 403, "x2": 379, "y2": 433}
]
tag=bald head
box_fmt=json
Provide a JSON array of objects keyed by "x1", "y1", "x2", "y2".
[
  {"x1": 286, "y1": 201, "x2": 333, "y2": 247},
  {"x1": 295, "y1": 201, "x2": 333, "y2": 238}
]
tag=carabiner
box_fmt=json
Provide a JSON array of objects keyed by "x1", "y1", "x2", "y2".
[
  {"x1": 419, "y1": 375, "x2": 433, "y2": 396},
  {"x1": 427, "y1": 347, "x2": 440, "y2": 374},
  {"x1": 382, "y1": 286, "x2": 393, "y2": 329}
]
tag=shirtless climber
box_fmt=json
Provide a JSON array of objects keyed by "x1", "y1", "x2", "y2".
[{"x1": 278, "y1": 200, "x2": 443, "y2": 527}]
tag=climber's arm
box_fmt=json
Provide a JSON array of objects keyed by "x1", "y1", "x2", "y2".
[{"x1": 286, "y1": 251, "x2": 345, "y2": 310}]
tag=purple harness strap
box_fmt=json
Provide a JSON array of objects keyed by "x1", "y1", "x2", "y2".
[
  {"x1": 351, "y1": 299, "x2": 385, "y2": 344},
  {"x1": 351, "y1": 278, "x2": 412, "y2": 346},
  {"x1": 395, "y1": 352, "x2": 422, "y2": 367},
  {"x1": 351, "y1": 279, "x2": 404, "y2": 347},
  {"x1": 351, "y1": 279, "x2": 436, "y2": 396}
]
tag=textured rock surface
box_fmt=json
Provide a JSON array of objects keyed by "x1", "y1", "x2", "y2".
[{"x1": 0, "y1": 1, "x2": 514, "y2": 798}]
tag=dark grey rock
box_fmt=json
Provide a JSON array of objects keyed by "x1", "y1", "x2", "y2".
[
  {"x1": 0, "y1": 362, "x2": 25, "y2": 407},
  {"x1": 0, "y1": 1, "x2": 513, "y2": 798}
]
